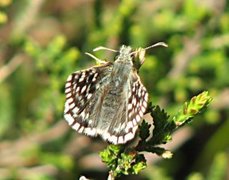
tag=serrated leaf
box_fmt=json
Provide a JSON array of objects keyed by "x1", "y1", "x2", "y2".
[
  {"x1": 148, "y1": 106, "x2": 176, "y2": 145},
  {"x1": 139, "y1": 120, "x2": 151, "y2": 140}
]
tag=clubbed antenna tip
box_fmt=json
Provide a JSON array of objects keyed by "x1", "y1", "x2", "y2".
[{"x1": 145, "y1": 42, "x2": 168, "y2": 50}]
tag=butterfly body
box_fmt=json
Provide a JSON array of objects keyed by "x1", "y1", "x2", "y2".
[{"x1": 64, "y1": 45, "x2": 148, "y2": 144}]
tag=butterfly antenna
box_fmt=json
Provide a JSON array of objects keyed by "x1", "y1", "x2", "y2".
[
  {"x1": 93, "y1": 46, "x2": 118, "y2": 52},
  {"x1": 85, "y1": 52, "x2": 107, "y2": 64},
  {"x1": 144, "y1": 42, "x2": 168, "y2": 50}
]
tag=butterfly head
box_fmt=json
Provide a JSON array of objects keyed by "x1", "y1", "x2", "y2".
[
  {"x1": 115, "y1": 45, "x2": 146, "y2": 70},
  {"x1": 115, "y1": 45, "x2": 133, "y2": 64}
]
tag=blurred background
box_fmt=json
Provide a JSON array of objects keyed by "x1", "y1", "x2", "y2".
[{"x1": 0, "y1": 0, "x2": 228, "y2": 179}]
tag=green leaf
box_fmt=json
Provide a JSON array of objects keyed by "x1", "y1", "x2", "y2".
[
  {"x1": 139, "y1": 119, "x2": 151, "y2": 140},
  {"x1": 173, "y1": 91, "x2": 212, "y2": 127},
  {"x1": 99, "y1": 145, "x2": 121, "y2": 170},
  {"x1": 148, "y1": 105, "x2": 176, "y2": 145},
  {"x1": 132, "y1": 154, "x2": 147, "y2": 174}
]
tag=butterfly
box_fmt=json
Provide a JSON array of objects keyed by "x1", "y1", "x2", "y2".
[{"x1": 64, "y1": 42, "x2": 167, "y2": 144}]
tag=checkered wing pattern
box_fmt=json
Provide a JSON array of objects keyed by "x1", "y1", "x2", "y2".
[
  {"x1": 64, "y1": 63, "x2": 112, "y2": 134},
  {"x1": 104, "y1": 73, "x2": 148, "y2": 144},
  {"x1": 64, "y1": 45, "x2": 150, "y2": 145},
  {"x1": 64, "y1": 67, "x2": 148, "y2": 144}
]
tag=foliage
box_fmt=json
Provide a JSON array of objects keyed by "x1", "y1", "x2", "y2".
[{"x1": 0, "y1": 0, "x2": 228, "y2": 180}]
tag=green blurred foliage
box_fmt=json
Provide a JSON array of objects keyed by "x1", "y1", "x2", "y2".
[{"x1": 0, "y1": 0, "x2": 228, "y2": 179}]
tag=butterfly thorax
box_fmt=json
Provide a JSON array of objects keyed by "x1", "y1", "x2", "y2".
[{"x1": 110, "y1": 45, "x2": 133, "y2": 84}]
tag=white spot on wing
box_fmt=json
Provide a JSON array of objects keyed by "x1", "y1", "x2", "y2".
[
  {"x1": 127, "y1": 121, "x2": 133, "y2": 129},
  {"x1": 64, "y1": 114, "x2": 74, "y2": 125},
  {"x1": 72, "y1": 123, "x2": 80, "y2": 131},
  {"x1": 65, "y1": 88, "x2": 71, "y2": 93},
  {"x1": 76, "y1": 86, "x2": 80, "y2": 93},
  {"x1": 87, "y1": 93, "x2": 92, "y2": 99},
  {"x1": 64, "y1": 105, "x2": 69, "y2": 113},
  {"x1": 120, "y1": 123, "x2": 126, "y2": 130},
  {"x1": 143, "y1": 101, "x2": 147, "y2": 108},
  {"x1": 65, "y1": 82, "x2": 71, "y2": 88},
  {"x1": 69, "y1": 103, "x2": 75, "y2": 109},
  {"x1": 132, "y1": 98, "x2": 136, "y2": 106},
  {"x1": 128, "y1": 91, "x2": 131, "y2": 98},
  {"x1": 67, "y1": 97, "x2": 74, "y2": 103},
  {"x1": 85, "y1": 113, "x2": 89, "y2": 119},
  {"x1": 133, "y1": 119, "x2": 137, "y2": 125},
  {"x1": 128, "y1": 103, "x2": 132, "y2": 110},
  {"x1": 78, "y1": 126, "x2": 84, "y2": 133},
  {"x1": 118, "y1": 136, "x2": 124, "y2": 144},
  {"x1": 66, "y1": 93, "x2": 72, "y2": 98},
  {"x1": 81, "y1": 85, "x2": 87, "y2": 93},
  {"x1": 86, "y1": 84, "x2": 91, "y2": 92},
  {"x1": 72, "y1": 107, "x2": 79, "y2": 114},
  {"x1": 81, "y1": 111, "x2": 85, "y2": 119},
  {"x1": 79, "y1": 74, "x2": 85, "y2": 82},
  {"x1": 124, "y1": 132, "x2": 134, "y2": 142},
  {"x1": 132, "y1": 85, "x2": 136, "y2": 92},
  {"x1": 138, "y1": 89, "x2": 141, "y2": 97},
  {"x1": 67, "y1": 75, "x2": 72, "y2": 81},
  {"x1": 102, "y1": 132, "x2": 110, "y2": 141},
  {"x1": 139, "y1": 110, "x2": 143, "y2": 117},
  {"x1": 136, "y1": 115, "x2": 141, "y2": 122},
  {"x1": 85, "y1": 128, "x2": 96, "y2": 136},
  {"x1": 110, "y1": 135, "x2": 118, "y2": 144},
  {"x1": 128, "y1": 111, "x2": 132, "y2": 118},
  {"x1": 92, "y1": 73, "x2": 98, "y2": 82}
]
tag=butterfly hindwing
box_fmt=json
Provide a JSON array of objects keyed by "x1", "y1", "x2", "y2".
[
  {"x1": 105, "y1": 72, "x2": 148, "y2": 144},
  {"x1": 127, "y1": 73, "x2": 148, "y2": 127}
]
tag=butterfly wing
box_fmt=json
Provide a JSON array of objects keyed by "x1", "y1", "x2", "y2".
[
  {"x1": 103, "y1": 72, "x2": 148, "y2": 144},
  {"x1": 64, "y1": 62, "x2": 112, "y2": 136}
]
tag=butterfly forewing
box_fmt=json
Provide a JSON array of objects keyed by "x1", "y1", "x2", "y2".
[{"x1": 64, "y1": 63, "x2": 112, "y2": 133}]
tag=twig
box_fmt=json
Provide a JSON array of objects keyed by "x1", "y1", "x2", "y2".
[
  {"x1": 168, "y1": 29, "x2": 203, "y2": 80},
  {"x1": 211, "y1": 88, "x2": 229, "y2": 110},
  {"x1": 157, "y1": 27, "x2": 204, "y2": 108},
  {"x1": 12, "y1": 0, "x2": 45, "y2": 36},
  {"x1": 107, "y1": 170, "x2": 115, "y2": 180},
  {"x1": 0, "y1": 54, "x2": 25, "y2": 83}
]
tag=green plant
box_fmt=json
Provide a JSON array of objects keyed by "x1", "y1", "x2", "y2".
[{"x1": 100, "y1": 91, "x2": 212, "y2": 179}]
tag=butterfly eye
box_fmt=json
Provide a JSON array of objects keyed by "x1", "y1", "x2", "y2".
[
  {"x1": 131, "y1": 49, "x2": 145, "y2": 70},
  {"x1": 113, "y1": 55, "x2": 119, "y2": 61},
  {"x1": 137, "y1": 48, "x2": 146, "y2": 65},
  {"x1": 130, "y1": 52, "x2": 135, "y2": 59}
]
